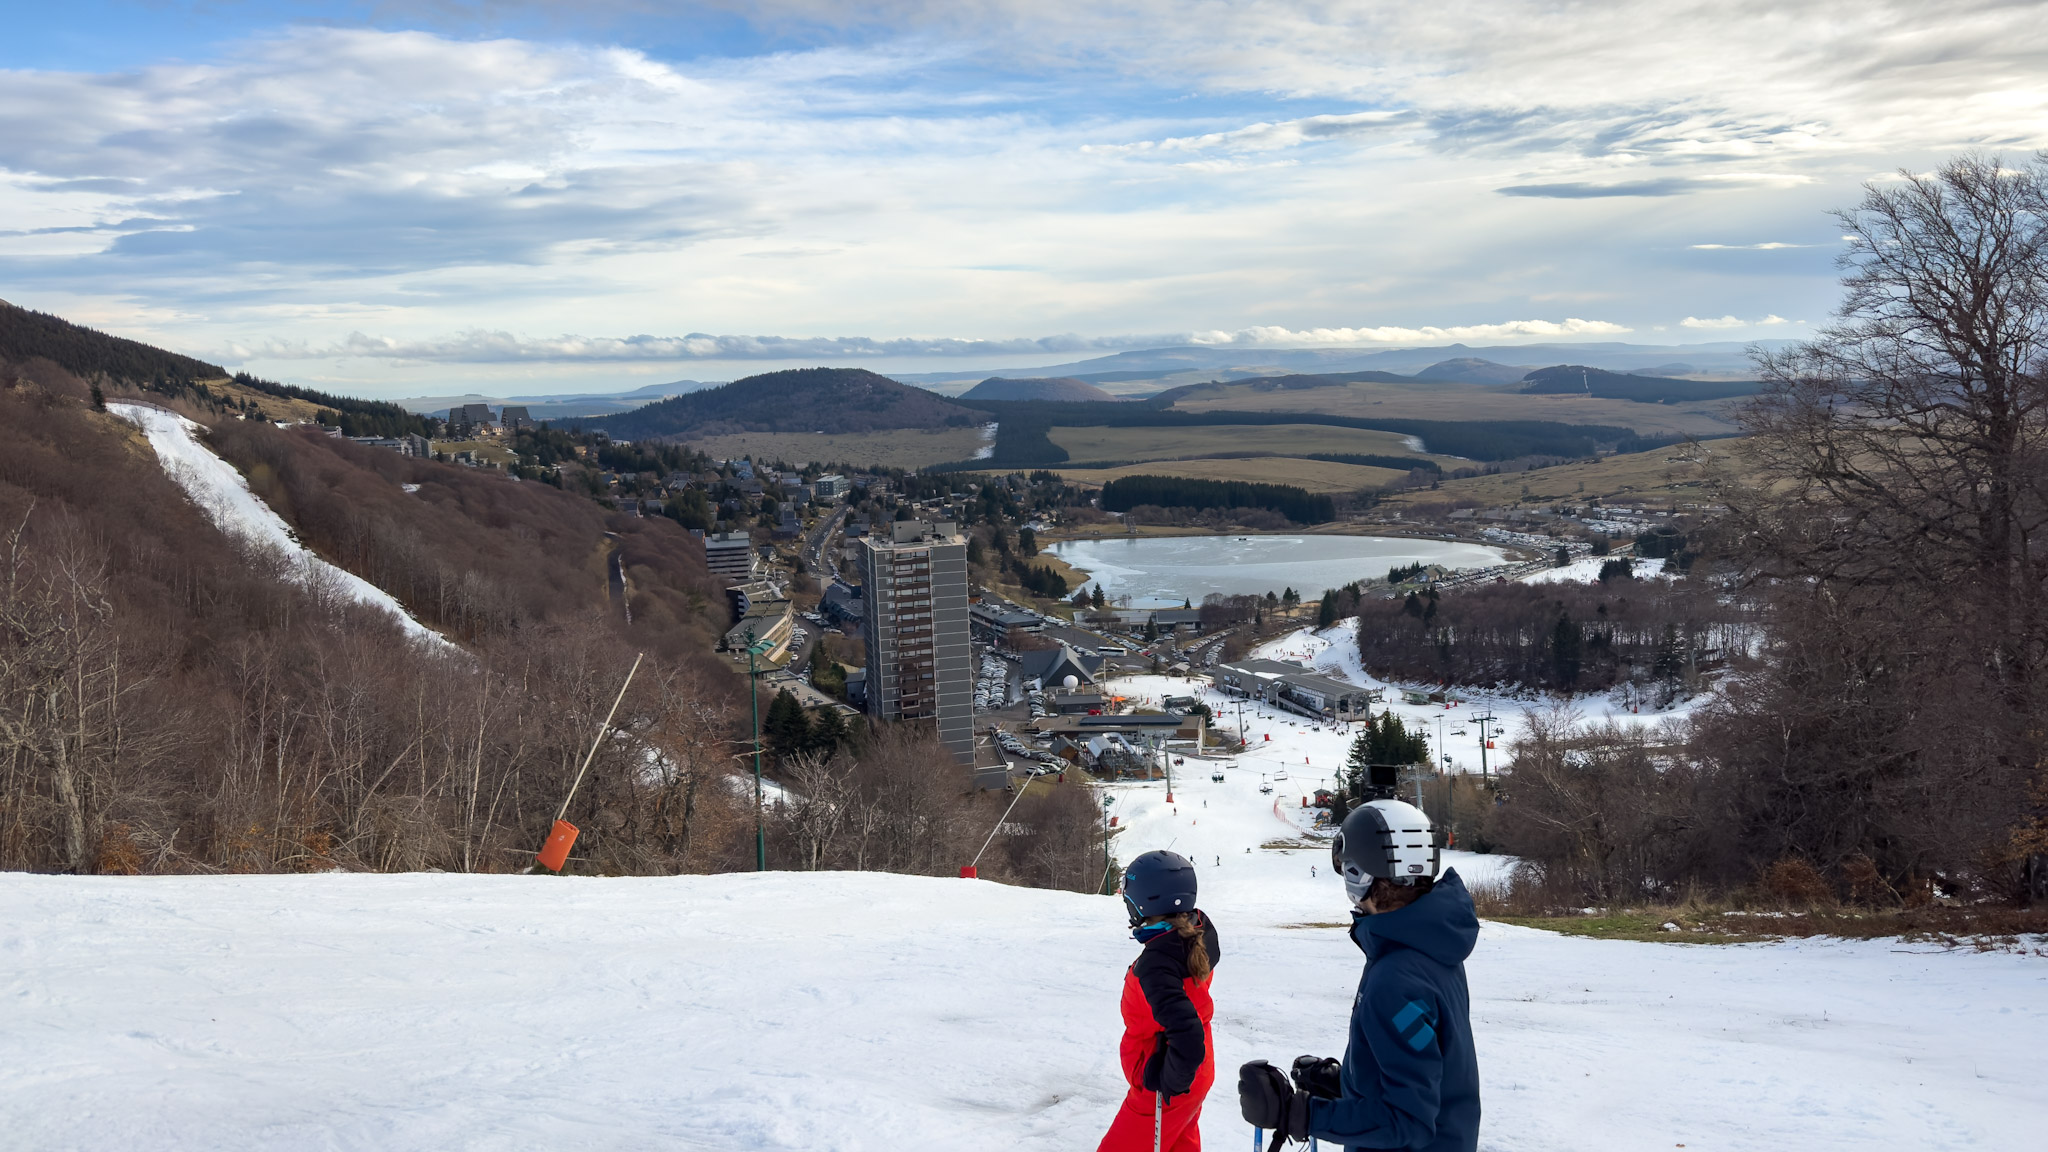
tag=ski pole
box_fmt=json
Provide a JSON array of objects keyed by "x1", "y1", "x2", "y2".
[
  {"x1": 1155, "y1": 1090, "x2": 1164, "y2": 1152},
  {"x1": 1252, "y1": 1124, "x2": 1263, "y2": 1151}
]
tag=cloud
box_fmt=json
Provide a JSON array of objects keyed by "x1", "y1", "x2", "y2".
[
  {"x1": 1680, "y1": 314, "x2": 1792, "y2": 329},
  {"x1": 1186, "y1": 319, "x2": 1631, "y2": 345},
  {"x1": 2, "y1": 4, "x2": 2041, "y2": 393},
  {"x1": 1499, "y1": 179, "x2": 1715, "y2": 199},
  {"x1": 214, "y1": 317, "x2": 1633, "y2": 363},
  {"x1": 1087, "y1": 110, "x2": 1415, "y2": 156},
  {"x1": 1690, "y1": 242, "x2": 1813, "y2": 250}
]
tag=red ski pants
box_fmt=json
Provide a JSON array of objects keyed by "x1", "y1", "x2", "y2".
[{"x1": 1097, "y1": 1085, "x2": 1209, "y2": 1152}]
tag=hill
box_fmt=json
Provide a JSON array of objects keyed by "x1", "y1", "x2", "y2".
[
  {"x1": 958, "y1": 375, "x2": 1117, "y2": 403},
  {"x1": 1520, "y1": 365, "x2": 1760, "y2": 404},
  {"x1": 1412, "y1": 357, "x2": 1530, "y2": 385},
  {"x1": 0, "y1": 296, "x2": 225, "y2": 384},
  {"x1": 0, "y1": 321, "x2": 745, "y2": 876},
  {"x1": 591, "y1": 367, "x2": 984, "y2": 441}
]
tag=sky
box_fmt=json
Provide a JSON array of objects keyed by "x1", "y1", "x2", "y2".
[{"x1": 2, "y1": 1, "x2": 2045, "y2": 399}]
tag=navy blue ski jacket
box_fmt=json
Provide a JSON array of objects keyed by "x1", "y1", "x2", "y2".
[{"x1": 1306, "y1": 868, "x2": 1480, "y2": 1152}]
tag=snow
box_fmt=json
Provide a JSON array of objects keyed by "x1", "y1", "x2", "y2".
[
  {"x1": 7, "y1": 459, "x2": 2041, "y2": 1149},
  {"x1": 1520, "y1": 555, "x2": 1667, "y2": 585},
  {"x1": 110, "y1": 403, "x2": 455, "y2": 651},
  {"x1": 5, "y1": 720, "x2": 2042, "y2": 1150},
  {"x1": 1239, "y1": 620, "x2": 1705, "y2": 775},
  {"x1": 972, "y1": 421, "x2": 998, "y2": 460}
]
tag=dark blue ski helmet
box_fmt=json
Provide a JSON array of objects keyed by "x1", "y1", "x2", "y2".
[{"x1": 1119, "y1": 850, "x2": 1197, "y2": 925}]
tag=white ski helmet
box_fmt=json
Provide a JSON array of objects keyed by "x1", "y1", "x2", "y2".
[{"x1": 1332, "y1": 799, "x2": 1439, "y2": 902}]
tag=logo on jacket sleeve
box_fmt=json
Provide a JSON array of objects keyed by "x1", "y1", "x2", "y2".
[{"x1": 1391, "y1": 999, "x2": 1437, "y2": 1053}]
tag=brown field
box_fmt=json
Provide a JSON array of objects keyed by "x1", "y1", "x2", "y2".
[
  {"x1": 1381, "y1": 438, "x2": 1754, "y2": 509},
  {"x1": 1055, "y1": 456, "x2": 1406, "y2": 493},
  {"x1": 1167, "y1": 378, "x2": 1743, "y2": 438},
  {"x1": 685, "y1": 426, "x2": 990, "y2": 469},
  {"x1": 1047, "y1": 422, "x2": 1452, "y2": 466}
]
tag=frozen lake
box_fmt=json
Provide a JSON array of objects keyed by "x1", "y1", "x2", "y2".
[{"x1": 1048, "y1": 533, "x2": 1513, "y2": 607}]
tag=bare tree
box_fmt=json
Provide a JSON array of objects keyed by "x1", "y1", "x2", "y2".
[
  {"x1": 779, "y1": 752, "x2": 853, "y2": 870},
  {"x1": 1728, "y1": 152, "x2": 2048, "y2": 899}
]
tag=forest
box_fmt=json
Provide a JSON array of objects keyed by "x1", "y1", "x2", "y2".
[
  {"x1": 1098, "y1": 475, "x2": 1336, "y2": 524},
  {"x1": 948, "y1": 398, "x2": 1693, "y2": 468}
]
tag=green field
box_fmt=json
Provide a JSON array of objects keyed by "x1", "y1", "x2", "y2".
[{"x1": 1047, "y1": 422, "x2": 1442, "y2": 466}]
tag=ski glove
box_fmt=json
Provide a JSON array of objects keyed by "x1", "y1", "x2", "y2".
[
  {"x1": 1237, "y1": 1060, "x2": 1311, "y2": 1144},
  {"x1": 1290, "y1": 1055, "x2": 1343, "y2": 1100}
]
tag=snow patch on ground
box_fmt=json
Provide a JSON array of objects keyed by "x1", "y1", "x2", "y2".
[
  {"x1": 1521, "y1": 555, "x2": 1667, "y2": 585},
  {"x1": 1241, "y1": 621, "x2": 1701, "y2": 774},
  {"x1": 110, "y1": 403, "x2": 454, "y2": 651}
]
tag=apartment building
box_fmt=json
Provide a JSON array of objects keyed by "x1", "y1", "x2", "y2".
[
  {"x1": 859, "y1": 519, "x2": 973, "y2": 762},
  {"x1": 702, "y1": 531, "x2": 758, "y2": 580}
]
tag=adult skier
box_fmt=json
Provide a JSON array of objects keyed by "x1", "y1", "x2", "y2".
[
  {"x1": 1236, "y1": 800, "x2": 1479, "y2": 1151},
  {"x1": 1098, "y1": 850, "x2": 1222, "y2": 1152}
]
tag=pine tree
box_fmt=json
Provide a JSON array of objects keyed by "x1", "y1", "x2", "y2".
[
  {"x1": 1549, "y1": 611, "x2": 1583, "y2": 689},
  {"x1": 765, "y1": 689, "x2": 810, "y2": 757},
  {"x1": 1091, "y1": 585, "x2": 1106, "y2": 609},
  {"x1": 808, "y1": 705, "x2": 848, "y2": 755},
  {"x1": 1318, "y1": 590, "x2": 1338, "y2": 629}
]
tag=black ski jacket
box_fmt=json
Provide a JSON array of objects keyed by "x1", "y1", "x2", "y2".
[{"x1": 1121, "y1": 912, "x2": 1223, "y2": 1097}]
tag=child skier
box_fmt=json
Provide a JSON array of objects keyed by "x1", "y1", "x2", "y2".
[
  {"x1": 1099, "y1": 849, "x2": 1222, "y2": 1152},
  {"x1": 1236, "y1": 799, "x2": 1480, "y2": 1151}
]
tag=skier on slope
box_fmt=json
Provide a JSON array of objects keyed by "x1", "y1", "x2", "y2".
[
  {"x1": 1236, "y1": 800, "x2": 1480, "y2": 1152},
  {"x1": 1098, "y1": 850, "x2": 1222, "y2": 1152}
]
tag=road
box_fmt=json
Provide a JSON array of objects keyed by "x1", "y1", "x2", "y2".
[{"x1": 802, "y1": 504, "x2": 847, "y2": 582}]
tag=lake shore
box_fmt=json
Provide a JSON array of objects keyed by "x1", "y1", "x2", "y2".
[{"x1": 1045, "y1": 532, "x2": 1518, "y2": 608}]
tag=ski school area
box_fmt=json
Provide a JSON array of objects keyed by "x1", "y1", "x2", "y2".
[{"x1": 4, "y1": 635, "x2": 2044, "y2": 1150}]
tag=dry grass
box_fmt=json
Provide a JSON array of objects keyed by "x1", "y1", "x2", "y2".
[
  {"x1": 430, "y1": 438, "x2": 519, "y2": 465},
  {"x1": 685, "y1": 426, "x2": 989, "y2": 469},
  {"x1": 1047, "y1": 423, "x2": 1443, "y2": 466},
  {"x1": 1380, "y1": 439, "x2": 1754, "y2": 509},
  {"x1": 206, "y1": 377, "x2": 330, "y2": 423},
  {"x1": 1467, "y1": 872, "x2": 2048, "y2": 951},
  {"x1": 1169, "y1": 379, "x2": 1742, "y2": 438},
  {"x1": 1055, "y1": 456, "x2": 1408, "y2": 493}
]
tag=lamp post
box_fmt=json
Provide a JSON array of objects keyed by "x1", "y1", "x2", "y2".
[{"x1": 744, "y1": 626, "x2": 773, "y2": 871}]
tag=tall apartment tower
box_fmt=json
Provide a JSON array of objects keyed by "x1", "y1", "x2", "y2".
[{"x1": 859, "y1": 519, "x2": 973, "y2": 762}]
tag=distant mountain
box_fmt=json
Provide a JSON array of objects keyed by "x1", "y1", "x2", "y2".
[
  {"x1": 1520, "y1": 365, "x2": 1760, "y2": 404},
  {"x1": 393, "y1": 380, "x2": 717, "y2": 418},
  {"x1": 959, "y1": 376, "x2": 1117, "y2": 403},
  {"x1": 1410, "y1": 357, "x2": 1530, "y2": 386},
  {"x1": 1146, "y1": 369, "x2": 1411, "y2": 407},
  {"x1": 891, "y1": 340, "x2": 1785, "y2": 387},
  {"x1": 590, "y1": 367, "x2": 985, "y2": 440}
]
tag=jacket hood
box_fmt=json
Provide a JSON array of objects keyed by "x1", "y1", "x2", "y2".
[{"x1": 1351, "y1": 868, "x2": 1479, "y2": 967}]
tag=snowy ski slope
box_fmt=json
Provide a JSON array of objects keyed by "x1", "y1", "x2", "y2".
[
  {"x1": 4, "y1": 687, "x2": 2043, "y2": 1151},
  {"x1": 109, "y1": 403, "x2": 454, "y2": 650}
]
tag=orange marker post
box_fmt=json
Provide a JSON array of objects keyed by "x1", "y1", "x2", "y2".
[{"x1": 535, "y1": 820, "x2": 579, "y2": 872}]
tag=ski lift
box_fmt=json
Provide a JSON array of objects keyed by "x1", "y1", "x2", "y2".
[
  {"x1": 1259, "y1": 783, "x2": 1274, "y2": 794},
  {"x1": 1211, "y1": 771, "x2": 1225, "y2": 783}
]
